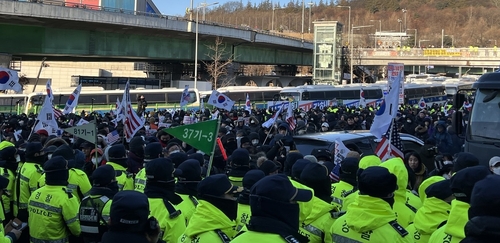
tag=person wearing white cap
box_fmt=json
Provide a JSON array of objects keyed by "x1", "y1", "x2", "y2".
[
  {"x1": 321, "y1": 122, "x2": 329, "y2": 132},
  {"x1": 488, "y1": 156, "x2": 500, "y2": 175}
]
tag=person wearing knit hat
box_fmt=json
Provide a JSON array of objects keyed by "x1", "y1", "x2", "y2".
[
  {"x1": 331, "y1": 157, "x2": 359, "y2": 209},
  {"x1": 179, "y1": 174, "x2": 241, "y2": 243},
  {"x1": 329, "y1": 166, "x2": 411, "y2": 242},
  {"x1": 258, "y1": 160, "x2": 279, "y2": 175},
  {"x1": 303, "y1": 155, "x2": 318, "y2": 163},
  {"x1": 462, "y1": 175, "x2": 500, "y2": 242},
  {"x1": 126, "y1": 136, "x2": 145, "y2": 174},
  {"x1": 451, "y1": 152, "x2": 479, "y2": 174},
  {"x1": 428, "y1": 165, "x2": 491, "y2": 243},
  {"x1": 28, "y1": 156, "x2": 81, "y2": 242},
  {"x1": 134, "y1": 142, "x2": 163, "y2": 193},
  {"x1": 227, "y1": 149, "x2": 251, "y2": 187},
  {"x1": 283, "y1": 152, "x2": 304, "y2": 176},
  {"x1": 144, "y1": 158, "x2": 185, "y2": 243},
  {"x1": 175, "y1": 159, "x2": 203, "y2": 225},
  {"x1": 232, "y1": 174, "x2": 312, "y2": 243},
  {"x1": 0, "y1": 175, "x2": 22, "y2": 242},
  {"x1": 38, "y1": 144, "x2": 92, "y2": 201},
  {"x1": 236, "y1": 170, "x2": 265, "y2": 232},
  {"x1": 79, "y1": 165, "x2": 118, "y2": 243},
  {"x1": 106, "y1": 144, "x2": 134, "y2": 191},
  {"x1": 299, "y1": 163, "x2": 339, "y2": 243},
  {"x1": 101, "y1": 191, "x2": 160, "y2": 243},
  {"x1": 13, "y1": 141, "x2": 47, "y2": 236},
  {"x1": 407, "y1": 180, "x2": 454, "y2": 243}
]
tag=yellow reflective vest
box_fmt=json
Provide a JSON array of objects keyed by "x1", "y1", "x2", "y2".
[
  {"x1": 149, "y1": 198, "x2": 186, "y2": 243},
  {"x1": 13, "y1": 161, "x2": 44, "y2": 220},
  {"x1": 428, "y1": 200, "x2": 469, "y2": 243},
  {"x1": 406, "y1": 197, "x2": 450, "y2": 243},
  {"x1": 38, "y1": 168, "x2": 92, "y2": 201},
  {"x1": 331, "y1": 180, "x2": 354, "y2": 209},
  {"x1": 106, "y1": 162, "x2": 134, "y2": 191},
  {"x1": 134, "y1": 168, "x2": 147, "y2": 193},
  {"x1": 28, "y1": 185, "x2": 81, "y2": 242}
]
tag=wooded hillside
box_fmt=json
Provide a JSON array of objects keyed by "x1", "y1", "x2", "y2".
[{"x1": 201, "y1": 0, "x2": 500, "y2": 47}]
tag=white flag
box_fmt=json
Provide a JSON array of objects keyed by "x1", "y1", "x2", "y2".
[
  {"x1": 418, "y1": 97, "x2": 426, "y2": 109},
  {"x1": 0, "y1": 68, "x2": 22, "y2": 93},
  {"x1": 359, "y1": 87, "x2": 366, "y2": 108},
  {"x1": 208, "y1": 90, "x2": 235, "y2": 111},
  {"x1": 180, "y1": 85, "x2": 190, "y2": 107},
  {"x1": 36, "y1": 98, "x2": 59, "y2": 134},
  {"x1": 370, "y1": 63, "x2": 402, "y2": 139},
  {"x1": 62, "y1": 84, "x2": 82, "y2": 115},
  {"x1": 46, "y1": 80, "x2": 54, "y2": 103},
  {"x1": 262, "y1": 103, "x2": 284, "y2": 128},
  {"x1": 76, "y1": 119, "x2": 90, "y2": 126},
  {"x1": 334, "y1": 139, "x2": 350, "y2": 165},
  {"x1": 200, "y1": 97, "x2": 205, "y2": 111},
  {"x1": 245, "y1": 93, "x2": 251, "y2": 114}
]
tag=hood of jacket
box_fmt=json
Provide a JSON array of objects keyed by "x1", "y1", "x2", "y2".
[
  {"x1": 344, "y1": 195, "x2": 396, "y2": 232},
  {"x1": 418, "y1": 176, "x2": 445, "y2": 203},
  {"x1": 359, "y1": 155, "x2": 381, "y2": 169},
  {"x1": 444, "y1": 199, "x2": 470, "y2": 239},
  {"x1": 414, "y1": 197, "x2": 451, "y2": 234},
  {"x1": 380, "y1": 157, "x2": 408, "y2": 203},
  {"x1": 184, "y1": 200, "x2": 235, "y2": 238},
  {"x1": 289, "y1": 177, "x2": 315, "y2": 222},
  {"x1": 303, "y1": 196, "x2": 335, "y2": 225},
  {"x1": 463, "y1": 216, "x2": 500, "y2": 242}
]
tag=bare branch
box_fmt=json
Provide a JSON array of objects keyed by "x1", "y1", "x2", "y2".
[{"x1": 202, "y1": 36, "x2": 235, "y2": 89}]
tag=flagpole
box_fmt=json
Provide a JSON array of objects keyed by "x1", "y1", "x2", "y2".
[
  {"x1": 205, "y1": 115, "x2": 221, "y2": 178},
  {"x1": 94, "y1": 115, "x2": 98, "y2": 169},
  {"x1": 388, "y1": 118, "x2": 394, "y2": 156}
]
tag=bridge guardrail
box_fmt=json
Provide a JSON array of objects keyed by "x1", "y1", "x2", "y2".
[
  {"x1": 7, "y1": 0, "x2": 310, "y2": 43},
  {"x1": 355, "y1": 47, "x2": 499, "y2": 59}
]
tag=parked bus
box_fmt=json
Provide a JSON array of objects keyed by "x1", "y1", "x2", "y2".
[
  {"x1": 443, "y1": 80, "x2": 475, "y2": 99},
  {"x1": 26, "y1": 88, "x2": 200, "y2": 114},
  {"x1": 200, "y1": 86, "x2": 282, "y2": 109},
  {"x1": 274, "y1": 85, "x2": 384, "y2": 110},
  {"x1": 403, "y1": 82, "x2": 447, "y2": 105}
]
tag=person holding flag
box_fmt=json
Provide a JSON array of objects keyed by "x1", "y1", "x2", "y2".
[
  {"x1": 418, "y1": 97, "x2": 426, "y2": 109},
  {"x1": 359, "y1": 87, "x2": 366, "y2": 108},
  {"x1": 208, "y1": 90, "x2": 235, "y2": 111},
  {"x1": 62, "y1": 84, "x2": 82, "y2": 115},
  {"x1": 121, "y1": 81, "x2": 145, "y2": 142},
  {"x1": 286, "y1": 101, "x2": 296, "y2": 132}
]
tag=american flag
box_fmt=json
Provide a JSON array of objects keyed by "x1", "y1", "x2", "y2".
[
  {"x1": 286, "y1": 101, "x2": 296, "y2": 131},
  {"x1": 374, "y1": 120, "x2": 404, "y2": 161},
  {"x1": 107, "y1": 130, "x2": 120, "y2": 145},
  {"x1": 122, "y1": 81, "x2": 145, "y2": 142},
  {"x1": 329, "y1": 163, "x2": 341, "y2": 182},
  {"x1": 52, "y1": 106, "x2": 63, "y2": 119}
]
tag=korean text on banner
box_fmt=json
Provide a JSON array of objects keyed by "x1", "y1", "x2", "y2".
[
  {"x1": 163, "y1": 119, "x2": 218, "y2": 155},
  {"x1": 64, "y1": 122, "x2": 97, "y2": 144}
]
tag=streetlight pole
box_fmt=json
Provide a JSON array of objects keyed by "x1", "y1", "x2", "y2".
[
  {"x1": 337, "y1": 6, "x2": 351, "y2": 46},
  {"x1": 194, "y1": 2, "x2": 219, "y2": 90},
  {"x1": 370, "y1": 19, "x2": 381, "y2": 48},
  {"x1": 301, "y1": 0, "x2": 305, "y2": 39},
  {"x1": 190, "y1": 0, "x2": 193, "y2": 21},
  {"x1": 402, "y1": 9, "x2": 407, "y2": 31},
  {"x1": 308, "y1": 2, "x2": 313, "y2": 33},
  {"x1": 350, "y1": 25, "x2": 373, "y2": 84},
  {"x1": 272, "y1": 5, "x2": 283, "y2": 32},
  {"x1": 408, "y1": 28, "x2": 417, "y2": 47},
  {"x1": 441, "y1": 29, "x2": 444, "y2": 48}
]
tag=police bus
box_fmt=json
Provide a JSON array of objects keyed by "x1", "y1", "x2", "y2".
[
  {"x1": 274, "y1": 85, "x2": 384, "y2": 110},
  {"x1": 25, "y1": 87, "x2": 200, "y2": 114},
  {"x1": 443, "y1": 80, "x2": 474, "y2": 99},
  {"x1": 201, "y1": 86, "x2": 282, "y2": 109},
  {"x1": 0, "y1": 93, "x2": 29, "y2": 114}
]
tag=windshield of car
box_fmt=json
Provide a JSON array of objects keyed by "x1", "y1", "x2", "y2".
[
  {"x1": 469, "y1": 89, "x2": 500, "y2": 142},
  {"x1": 294, "y1": 139, "x2": 331, "y2": 155}
]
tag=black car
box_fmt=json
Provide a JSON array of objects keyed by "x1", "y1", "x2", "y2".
[{"x1": 293, "y1": 130, "x2": 432, "y2": 168}]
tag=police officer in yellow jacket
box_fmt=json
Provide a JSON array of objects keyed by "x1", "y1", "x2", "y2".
[
  {"x1": 135, "y1": 142, "x2": 163, "y2": 193},
  {"x1": 79, "y1": 165, "x2": 119, "y2": 243},
  {"x1": 227, "y1": 149, "x2": 251, "y2": 187},
  {"x1": 231, "y1": 174, "x2": 313, "y2": 243},
  {"x1": 428, "y1": 166, "x2": 490, "y2": 243},
  {"x1": 341, "y1": 155, "x2": 381, "y2": 211},
  {"x1": 179, "y1": 174, "x2": 240, "y2": 243},
  {"x1": 236, "y1": 170, "x2": 265, "y2": 232},
  {"x1": 331, "y1": 157, "x2": 359, "y2": 209},
  {"x1": 0, "y1": 175, "x2": 22, "y2": 243},
  {"x1": 175, "y1": 159, "x2": 203, "y2": 226},
  {"x1": 38, "y1": 145, "x2": 92, "y2": 201},
  {"x1": 145, "y1": 158, "x2": 186, "y2": 243},
  {"x1": 106, "y1": 144, "x2": 134, "y2": 191},
  {"x1": 380, "y1": 157, "x2": 416, "y2": 228},
  {"x1": 0, "y1": 145, "x2": 20, "y2": 223},
  {"x1": 28, "y1": 156, "x2": 81, "y2": 243},
  {"x1": 406, "y1": 180, "x2": 453, "y2": 243},
  {"x1": 299, "y1": 163, "x2": 338, "y2": 243},
  {"x1": 329, "y1": 166, "x2": 411, "y2": 243},
  {"x1": 13, "y1": 142, "x2": 46, "y2": 243}
]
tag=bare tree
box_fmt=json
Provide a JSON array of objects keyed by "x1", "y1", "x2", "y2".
[{"x1": 203, "y1": 37, "x2": 235, "y2": 89}]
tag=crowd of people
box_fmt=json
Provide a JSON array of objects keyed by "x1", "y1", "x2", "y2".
[{"x1": 0, "y1": 100, "x2": 495, "y2": 243}]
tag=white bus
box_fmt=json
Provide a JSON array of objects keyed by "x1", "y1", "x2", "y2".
[
  {"x1": 403, "y1": 82, "x2": 447, "y2": 105},
  {"x1": 272, "y1": 85, "x2": 384, "y2": 110},
  {"x1": 26, "y1": 88, "x2": 200, "y2": 114},
  {"x1": 201, "y1": 86, "x2": 282, "y2": 109},
  {"x1": 0, "y1": 94, "x2": 29, "y2": 114}
]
